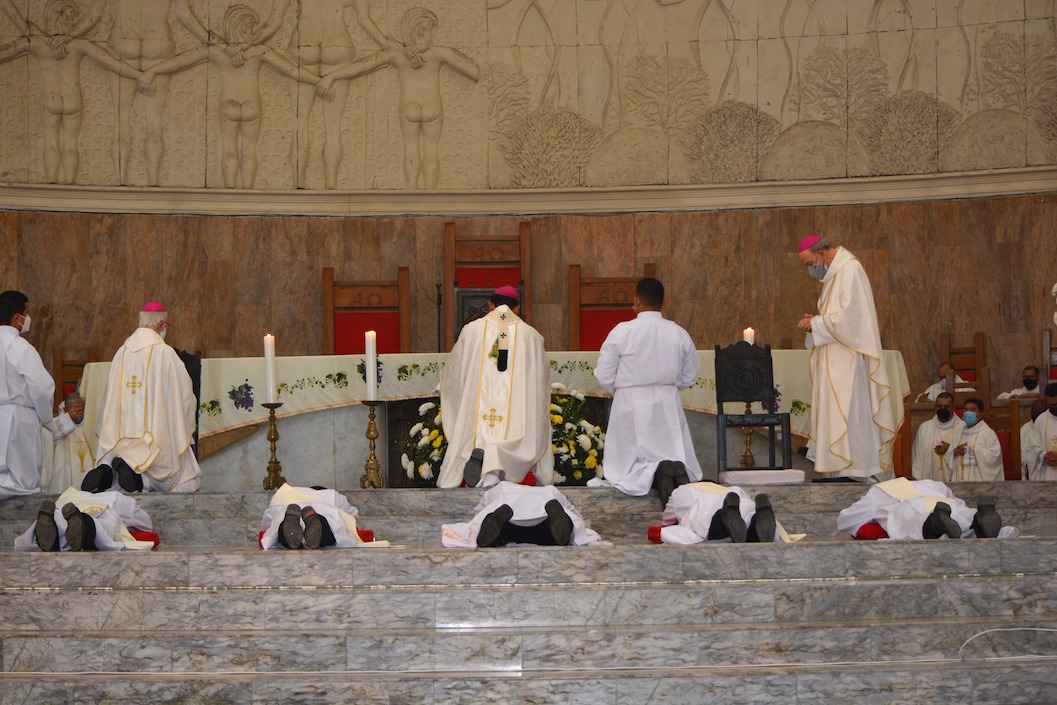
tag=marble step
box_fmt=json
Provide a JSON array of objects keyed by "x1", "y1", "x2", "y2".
[
  {"x1": 4, "y1": 660, "x2": 1057, "y2": 705},
  {"x1": 2, "y1": 481, "x2": 1056, "y2": 548}
]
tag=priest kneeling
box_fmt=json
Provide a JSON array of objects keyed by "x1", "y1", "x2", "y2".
[
  {"x1": 441, "y1": 481, "x2": 601, "y2": 548},
  {"x1": 438, "y1": 286, "x2": 553, "y2": 488},
  {"x1": 838, "y1": 478, "x2": 1015, "y2": 540}
]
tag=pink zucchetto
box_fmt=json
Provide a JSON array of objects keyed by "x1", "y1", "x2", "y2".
[
  {"x1": 797, "y1": 235, "x2": 822, "y2": 253},
  {"x1": 494, "y1": 285, "x2": 519, "y2": 302},
  {"x1": 141, "y1": 301, "x2": 167, "y2": 312}
]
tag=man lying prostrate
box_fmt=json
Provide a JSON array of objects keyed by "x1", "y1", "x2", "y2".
[
  {"x1": 260, "y1": 484, "x2": 388, "y2": 550},
  {"x1": 14, "y1": 488, "x2": 157, "y2": 552},
  {"x1": 649, "y1": 482, "x2": 797, "y2": 544},
  {"x1": 837, "y1": 477, "x2": 1015, "y2": 540},
  {"x1": 442, "y1": 481, "x2": 602, "y2": 548}
]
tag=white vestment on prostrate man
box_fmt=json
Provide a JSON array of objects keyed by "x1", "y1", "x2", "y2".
[
  {"x1": 943, "y1": 420, "x2": 1004, "y2": 482},
  {"x1": 911, "y1": 414, "x2": 964, "y2": 481},
  {"x1": 260, "y1": 484, "x2": 388, "y2": 549},
  {"x1": 95, "y1": 327, "x2": 201, "y2": 492},
  {"x1": 441, "y1": 481, "x2": 600, "y2": 547},
  {"x1": 438, "y1": 305, "x2": 553, "y2": 488},
  {"x1": 1025, "y1": 412, "x2": 1057, "y2": 481},
  {"x1": 591, "y1": 311, "x2": 701, "y2": 496},
  {"x1": 658, "y1": 483, "x2": 795, "y2": 544},
  {"x1": 805, "y1": 247, "x2": 895, "y2": 479},
  {"x1": 0, "y1": 326, "x2": 54, "y2": 500},
  {"x1": 838, "y1": 478, "x2": 972, "y2": 540},
  {"x1": 14, "y1": 487, "x2": 154, "y2": 551}
]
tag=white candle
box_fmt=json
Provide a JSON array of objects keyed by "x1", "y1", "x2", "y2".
[
  {"x1": 365, "y1": 330, "x2": 377, "y2": 401},
  {"x1": 743, "y1": 327, "x2": 755, "y2": 345},
  {"x1": 263, "y1": 334, "x2": 277, "y2": 403}
]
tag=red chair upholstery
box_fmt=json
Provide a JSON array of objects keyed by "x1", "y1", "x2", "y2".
[
  {"x1": 52, "y1": 347, "x2": 99, "y2": 414},
  {"x1": 568, "y1": 263, "x2": 657, "y2": 351},
  {"x1": 322, "y1": 267, "x2": 410, "y2": 355}
]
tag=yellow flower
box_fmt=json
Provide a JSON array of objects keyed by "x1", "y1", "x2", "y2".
[
  {"x1": 552, "y1": 444, "x2": 558, "y2": 453},
  {"x1": 552, "y1": 414, "x2": 563, "y2": 424},
  {"x1": 573, "y1": 470, "x2": 583, "y2": 480},
  {"x1": 589, "y1": 449, "x2": 598, "y2": 457},
  {"x1": 567, "y1": 440, "x2": 576, "y2": 452},
  {"x1": 428, "y1": 429, "x2": 439, "y2": 441},
  {"x1": 585, "y1": 455, "x2": 597, "y2": 469},
  {"x1": 432, "y1": 437, "x2": 443, "y2": 448}
]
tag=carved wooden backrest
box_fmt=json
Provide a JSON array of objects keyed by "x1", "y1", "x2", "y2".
[
  {"x1": 322, "y1": 267, "x2": 410, "y2": 355},
  {"x1": 52, "y1": 346, "x2": 99, "y2": 413},
  {"x1": 1044, "y1": 329, "x2": 1057, "y2": 385},
  {"x1": 443, "y1": 221, "x2": 531, "y2": 350},
  {"x1": 941, "y1": 332, "x2": 990, "y2": 406},
  {"x1": 568, "y1": 263, "x2": 657, "y2": 351}
]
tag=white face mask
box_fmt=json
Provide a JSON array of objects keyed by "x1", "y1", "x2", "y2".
[
  {"x1": 160, "y1": 325, "x2": 167, "y2": 341},
  {"x1": 19, "y1": 313, "x2": 30, "y2": 334}
]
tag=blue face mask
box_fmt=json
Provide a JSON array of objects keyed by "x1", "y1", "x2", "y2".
[
  {"x1": 963, "y1": 411, "x2": 978, "y2": 426},
  {"x1": 808, "y1": 263, "x2": 827, "y2": 280}
]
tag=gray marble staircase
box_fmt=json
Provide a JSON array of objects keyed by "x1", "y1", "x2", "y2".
[{"x1": 2, "y1": 484, "x2": 1057, "y2": 704}]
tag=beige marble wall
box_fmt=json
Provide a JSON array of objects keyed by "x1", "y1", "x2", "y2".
[
  {"x1": 4, "y1": 192, "x2": 1055, "y2": 402},
  {"x1": 0, "y1": 0, "x2": 1054, "y2": 190}
]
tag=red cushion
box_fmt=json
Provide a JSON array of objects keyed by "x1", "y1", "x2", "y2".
[
  {"x1": 62, "y1": 382, "x2": 79, "y2": 398},
  {"x1": 129, "y1": 530, "x2": 160, "y2": 547},
  {"x1": 578, "y1": 309, "x2": 635, "y2": 351},
  {"x1": 647, "y1": 525, "x2": 663, "y2": 544},
  {"x1": 455, "y1": 266, "x2": 521, "y2": 290},
  {"x1": 855, "y1": 522, "x2": 889, "y2": 540},
  {"x1": 334, "y1": 311, "x2": 401, "y2": 354},
  {"x1": 996, "y1": 430, "x2": 1016, "y2": 481},
  {"x1": 1050, "y1": 366, "x2": 1057, "y2": 380},
  {"x1": 959, "y1": 371, "x2": 977, "y2": 382}
]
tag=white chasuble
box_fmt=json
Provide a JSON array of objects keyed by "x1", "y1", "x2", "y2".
[
  {"x1": 805, "y1": 247, "x2": 895, "y2": 479},
  {"x1": 95, "y1": 328, "x2": 201, "y2": 492},
  {"x1": 1026, "y1": 413, "x2": 1057, "y2": 481},
  {"x1": 438, "y1": 306, "x2": 553, "y2": 488},
  {"x1": 910, "y1": 415, "x2": 964, "y2": 481}
]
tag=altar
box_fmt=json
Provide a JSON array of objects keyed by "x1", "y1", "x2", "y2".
[{"x1": 64, "y1": 350, "x2": 908, "y2": 491}]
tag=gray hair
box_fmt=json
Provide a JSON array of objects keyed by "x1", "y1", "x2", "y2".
[
  {"x1": 139, "y1": 310, "x2": 167, "y2": 329},
  {"x1": 809, "y1": 238, "x2": 832, "y2": 254}
]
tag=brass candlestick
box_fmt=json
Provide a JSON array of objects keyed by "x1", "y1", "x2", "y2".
[
  {"x1": 360, "y1": 400, "x2": 384, "y2": 489},
  {"x1": 262, "y1": 402, "x2": 286, "y2": 490},
  {"x1": 740, "y1": 401, "x2": 756, "y2": 468}
]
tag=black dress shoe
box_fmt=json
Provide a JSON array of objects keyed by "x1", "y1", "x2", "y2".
[
  {"x1": 463, "y1": 449, "x2": 484, "y2": 488},
  {"x1": 477, "y1": 504, "x2": 513, "y2": 548},
  {"x1": 545, "y1": 499, "x2": 574, "y2": 546},
  {"x1": 62, "y1": 502, "x2": 87, "y2": 551},
  {"x1": 707, "y1": 492, "x2": 747, "y2": 543},
  {"x1": 81, "y1": 464, "x2": 113, "y2": 493},
  {"x1": 302, "y1": 506, "x2": 337, "y2": 549},
  {"x1": 35, "y1": 499, "x2": 59, "y2": 552},
  {"x1": 748, "y1": 494, "x2": 776, "y2": 543},
  {"x1": 113, "y1": 457, "x2": 143, "y2": 492},
  {"x1": 923, "y1": 502, "x2": 961, "y2": 539},
  {"x1": 971, "y1": 501, "x2": 1002, "y2": 539},
  {"x1": 278, "y1": 504, "x2": 304, "y2": 549}
]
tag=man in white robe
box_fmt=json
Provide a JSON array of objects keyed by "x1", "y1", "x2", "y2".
[
  {"x1": 652, "y1": 483, "x2": 794, "y2": 544},
  {"x1": 438, "y1": 286, "x2": 553, "y2": 488},
  {"x1": 911, "y1": 392, "x2": 963, "y2": 481},
  {"x1": 1021, "y1": 399, "x2": 1046, "y2": 479},
  {"x1": 42, "y1": 392, "x2": 95, "y2": 493},
  {"x1": 837, "y1": 477, "x2": 1011, "y2": 540},
  {"x1": 592, "y1": 278, "x2": 701, "y2": 507},
  {"x1": 441, "y1": 481, "x2": 601, "y2": 548},
  {"x1": 997, "y1": 365, "x2": 1041, "y2": 400},
  {"x1": 0, "y1": 290, "x2": 55, "y2": 501},
  {"x1": 260, "y1": 483, "x2": 388, "y2": 549},
  {"x1": 1025, "y1": 383, "x2": 1057, "y2": 481},
  {"x1": 915, "y1": 361, "x2": 973, "y2": 402},
  {"x1": 943, "y1": 397, "x2": 1004, "y2": 482},
  {"x1": 91, "y1": 301, "x2": 201, "y2": 493},
  {"x1": 796, "y1": 236, "x2": 895, "y2": 480},
  {"x1": 15, "y1": 487, "x2": 155, "y2": 551}
]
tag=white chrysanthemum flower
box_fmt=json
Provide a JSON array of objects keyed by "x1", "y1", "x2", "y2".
[
  {"x1": 409, "y1": 422, "x2": 423, "y2": 437},
  {"x1": 419, "y1": 462, "x2": 434, "y2": 480},
  {"x1": 400, "y1": 453, "x2": 412, "y2": 471},
  {"x1": 417, "y1": 435, "x2": 431, "y2": 447},
  {"x1": 553, "y1": 471, "x2": 566, "y2": 484},
  {"x1": 550, "y1": 381, "x2": 566, "y2": 390},
  {"x1": 406, "y1": 464, "x2": 414, "y2": 479},
  {"x1": 577, "y1": 433, "x2": 592, "y2": 450},
  {"x1": 434, "y1": 413, "x2": 442, "y2": 426},
  {"x1": 419, "y1": 402, "x2": 436, "y2": 415},
  {"x1": 430, "y1": 449, "x2": 442, "y2": 461},
  {"x1": 564, "y1": 422, "x2": 575, "y2": 432},
  {"x1": 579, "y1": 419, "x2": 594, "y2": 432},
  {"x1": 571, "y1": 458, "x2": 579, "y2": 466},
  {"x1": 573, "y1": 392, "x2": 585, "y2": 401},
  {"x1": 550, "y1": 403, "x2": 561, "y2": 412}
]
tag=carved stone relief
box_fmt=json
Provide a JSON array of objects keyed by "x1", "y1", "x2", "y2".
[{"x1": 0, "y1": 0, "x2": 1053, "y2": 191}]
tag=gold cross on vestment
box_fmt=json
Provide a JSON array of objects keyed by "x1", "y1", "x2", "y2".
[
  {"x1": 482, "y1": 408, "x2": 504, "y2": 428},
  {"x1": 126, "y1": 375, "x2": 143, "y2": 395}
]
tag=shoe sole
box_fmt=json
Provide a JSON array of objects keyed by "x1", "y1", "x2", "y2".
[
  {"x1": 477, "y1": 505, "x2": 513, "y2": 548},
  {"x1": 36, "y1": 500, "x2": 59, "y2": 552},
  {"x1": 279, "y1": 504, "x2": 304, "y2": 549},
  {"x1": 545, "y1": 500, "x2": 573, "y2": 546},
  {"x1": 62, "y1": 503, "x2": 85, "y2": 552},
  {"x1": 302, "y1": 509, "x2": 324, "y2": 549}
]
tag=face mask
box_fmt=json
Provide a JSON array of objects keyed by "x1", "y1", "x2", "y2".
[
  {"x1": 808, "y1": 263, "x2": 827, "y2": 280},
  {"x1": 160, "y1": 326, "x2": 167, "y2": 341},
  {"x1": 936, "y1": 408, "x2": 953, "y2": 423},
  {"x1": 19, "y1": 313, "x2": 30, "y2": 335},
  {"x1": 963, "y1": 411, "x2": 978, "y2": 426},
  {"x1": 1050, "y1": 405, "x2": 1057, "y2": 417},
  {"x1": 1023, "y1": 378, "x2": 1038, "y2": 390}
]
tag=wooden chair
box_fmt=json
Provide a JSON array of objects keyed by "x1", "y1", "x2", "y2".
[
  {"x1": 714, "y1": 342, "x2": 792, "y2": 472},
  {"x1": 568, "y1": 263, "x2": 656, "y2": 351},
  {"x1": 443, "y1": 221, "x2": 531, "y2": 350},
  {"x1": 322, "y1": 267, "x2": 411, "y2": 355},
  {"x1": 940, "y1": 332, "x2": 991, "y2": 406},
  {"x1": 1043, "y1": 329, "x2": 1057, "y2": 386},
  {"x1": 52, "y1": 346, "x2": 99, "y2": 413}
]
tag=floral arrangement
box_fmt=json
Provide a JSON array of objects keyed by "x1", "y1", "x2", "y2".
[
  {"x1": 549, "y1": 382, "x2": 605, "y2": 486},
  {"x1": 400, "y1": 400, "x2": 446, "y2": 487}
]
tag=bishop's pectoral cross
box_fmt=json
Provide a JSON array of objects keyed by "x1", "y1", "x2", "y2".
[
  {"x1": 125, "y1": 375, "x2": 143, "y2": 395},
  {"x1": 482, "y1": 408, "x2": 504, "y2": 428}
]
